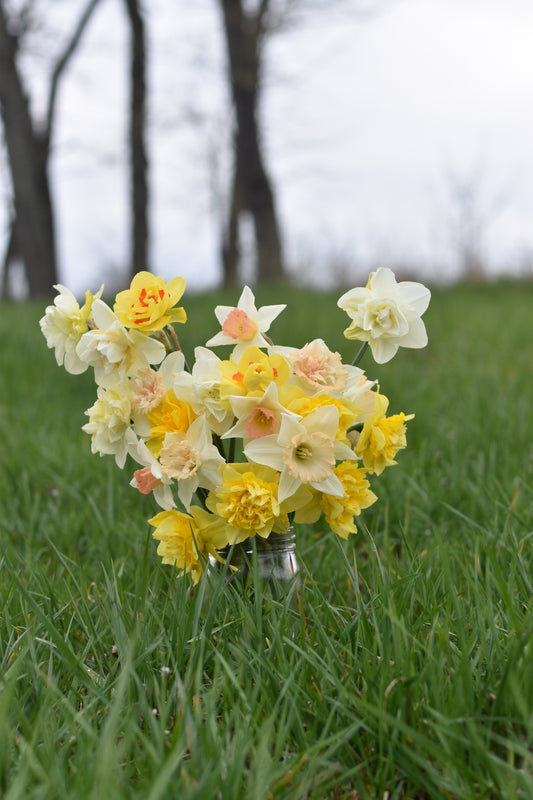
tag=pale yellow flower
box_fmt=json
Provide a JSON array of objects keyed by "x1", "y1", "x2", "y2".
[
  {"x1": 338, "y1": 268, "x2": 430, "y2": 363},
  {"x1": 355, "y1": 392, "x2": 413, "y2": 475},
  {"x1": 39, "y1": 284, "x2": 102, "y2": 374},
  {"x1": 82, "y1": 384, "x2": 138, "y2": 468},
  {"x1": 114, "y1": 271, "x2": 187, "y2": 332},
  {"x1": 76, "y1": 299, "x2": 165, "y2": 387},
  {"x1": 172, "y1": 347, "x2": 234, "y2": 436},
  {"x1": 245, "y1": 406, "x2": 357, "y2": 502}
]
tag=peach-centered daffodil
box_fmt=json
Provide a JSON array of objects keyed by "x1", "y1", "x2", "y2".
[
  {"x1": 244, "y1": 405, "x2": 357, "y2": 503},
  {"x1": 206, "y1": 286, "x2": 286, "y2": 359},
  {"x1": 222, "y1": 382, "x2": 300, "y2": 442}
]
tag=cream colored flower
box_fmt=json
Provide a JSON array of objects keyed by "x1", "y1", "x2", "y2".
[
  {"x1": 76, "y1": 299, "x2": 165, "y2": 386},
  {"x1": 159, "y1": 416, "x2": 225, "y2": 509},
  {"x1": 39, "y1": 284, "x2": 102, "y2": 374},
  {"x1": 291, "y1": 339, "x2": 348, "y2": 393},
  {"x1": 338, "y1": 268, "x2": 431, "y2": 363},
  {"x1": 82, "y1": 384, "x2": 138, "y2": 468},
  {"x1": 245, "y1": 406, "x2": 357, "y2": 503},
  {"x1": 206, "y1": 286, "x2": 285, "y2": 359},
  {"x1": 172, "y1": 347, "x2": 233, "y2": 436}
]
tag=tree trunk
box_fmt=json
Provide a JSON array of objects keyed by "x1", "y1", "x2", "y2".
[
  {"x1": 219, "y1": 0, "x2": 284, "y2": 284},
  {"x1": 221, "y1": 151, "x2": 241, "y2": 288},
  {"x1": 0, "y1": 6, "x2": 57, "y2": 297},
  {"x1": 124, "y1": 0, "x2": 149, "y2": 279}
]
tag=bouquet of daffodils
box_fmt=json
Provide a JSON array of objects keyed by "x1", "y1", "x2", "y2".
[{"x1": 40, "y1": 269, "x2": 430, "y2": 583}]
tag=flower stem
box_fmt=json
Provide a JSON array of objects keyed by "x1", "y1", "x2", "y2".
[
  {"x1": 352, "y1": 340, "x2": 369, "y2": 367},
  {"x1": 164, "y1": 324, "x2": 191, "y2": 371}
]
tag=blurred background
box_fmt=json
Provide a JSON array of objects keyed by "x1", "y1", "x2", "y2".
[{"x1": 1, "y1": 0, "x2": 532, "y2": 299}]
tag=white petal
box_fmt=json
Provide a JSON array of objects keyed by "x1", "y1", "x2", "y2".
[
  {"x1": 397, "y1": 316, "x2": 428, "y2": 348},
  {"x1": 369, "y1": 338, "x2": 399, "y2": 364},
  {"x1": 213, "y1": 305, "x2": 234, "y2": 325},
  {"x1": 244, "y1": 435, "x2": 284, "y2": 470},
  {"x1": 333, "y1": 441, "x2": 359, "y2": 461},
  {"x1": 369, "y1": 267, "x2": 398, "y2": 295},
  {"x1": 255, "y1": 304, "x2": 286, "y2": 330},
  {"x1": 396, "y1": 282, "x2": 431, "y2": 315},
  {"x1": 311, "y1": 471, "x2": 344, "y2": 497},
  {"x1": 303, "y1": 405, "x2": 339, "y2": 438},
  {"x1": 237, "y1": 286, "x2": 257, "y2": 314},
  {"x1": 91, "y1": 299, "x2": 117, "y2": 329},
  {"x1": 278, "y1": 470, "x2": 301, "y2": 503}
]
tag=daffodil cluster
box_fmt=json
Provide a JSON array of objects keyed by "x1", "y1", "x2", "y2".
[{"x1": 40, "y1": 268, "x2": 430, "y2": 583}]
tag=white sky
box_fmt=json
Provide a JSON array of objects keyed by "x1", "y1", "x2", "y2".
[{"x1": 1, "y1": 0, "x2": 533, "y2": 294}]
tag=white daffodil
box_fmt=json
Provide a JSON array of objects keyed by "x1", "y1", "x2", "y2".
[
  {"x1": 76, "y1": 299, "x2": 166, "y2": 386},
  {"x1": 82, "y1": 383, "x2": 138, "y2": 468},
  {"x1": 244, "y1": 405, "x2": 357, "y2": 503},
  {"x1": 205, "y1": 285, "x2": 286, "y2": 359},
  {"x1": 337, "y1": 268, "x2": 431, "y2": 364},
  {"x1": 339, "y1": 365, "x2": 377, "y2": 422},
  {"x1": 158, "y1": 415, "x2": 225, "y2": 509},
  {"x1": 222, "y1": 382, "x2": 300, "y2": 442},
  {"x1": 172, "y1": 347, "x2": 234, "y2": 436},
  {"x1": 39, "y1": 284, "x2": 102, "y2": 374},
  {"x1": 129, "y1": 439, "x2": 175, "y2": 510}
]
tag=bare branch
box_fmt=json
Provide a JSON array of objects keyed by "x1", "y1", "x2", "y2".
[{"x1": 45, "y1": 0, "x2": 104, "y2": 141}]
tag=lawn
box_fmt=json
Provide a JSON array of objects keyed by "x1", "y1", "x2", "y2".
[{"x1": 1, "y1": 279, "x2": 532, "y2": 799}]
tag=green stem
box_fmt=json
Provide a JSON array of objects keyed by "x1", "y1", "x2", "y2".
[
  {"x1": 352, "y1": 340, "x2": 369, "y2": 367},
  {"x1": 165, "y1": 324, "x2": 191, "y2": 372},
  {"x1": 228, "y1": 436, "x2": 236, "y2": 464},
  {"x1": 195, "y1": 487, "x2": 208, "y2": 510}
]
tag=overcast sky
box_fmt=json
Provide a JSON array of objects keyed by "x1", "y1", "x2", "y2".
[{"x1": 2, "y1": 0, "x2": 533, "y2": 294}]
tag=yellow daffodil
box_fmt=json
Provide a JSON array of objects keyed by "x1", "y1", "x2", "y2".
[
  {"x1": 279, "y1": 384, "x2": 361, "y2": 443},
  {"x1": 114, "y1": 271, "x2": 187, "y2": 332},
  {"x1": 149, "y1": 506, "x2": 228, "y2": 584},
  {"x1": 207, "y1": 463, "x2": 308, "y2": 542},
  {"x1": 146, "y1": 390, "x2": 197, "y2": 456},
  {"x1": 321, "y1": 461, "x2": 377, "y2": 538},
  {"x1": 219, "y1": 346, "x2": 290, "y2": 405},
  {"x1": 355, "y1": 392, "x2": 413, "y2": 475}
]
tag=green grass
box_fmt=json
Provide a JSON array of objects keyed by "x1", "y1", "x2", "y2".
[{"x1": 1, "y1": 280, "x2": 533, "y2": 799}]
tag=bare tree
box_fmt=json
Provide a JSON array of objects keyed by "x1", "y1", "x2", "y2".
[
  {"x1": 123, "y1": 0, "x2": 149, "y2": 279},
  {"x1": 218, "y1": 0, "x2": 284, "y2": 286},
  {"x1": 445, "y1": 164, "x2": 508, "y2": 280},
  {"x1": 0, "y1": 0, "x2": 103, "y2": 298}
]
